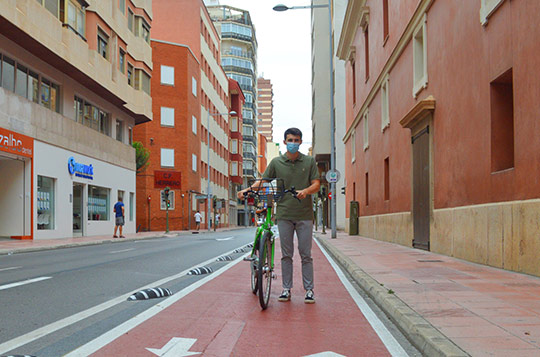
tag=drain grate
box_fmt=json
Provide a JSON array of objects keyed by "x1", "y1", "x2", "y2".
[{"x1": 417, "y1": 259, "x2": 444, "y2": 263}]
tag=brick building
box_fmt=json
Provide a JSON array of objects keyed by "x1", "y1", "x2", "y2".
[{"x1": 338, "y1": 0, "x2": 540, "y2": 277}]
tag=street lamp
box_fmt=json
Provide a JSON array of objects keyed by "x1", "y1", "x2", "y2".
[
  {"x1": 273, "y1": 2, "x2": 337, "y2": 238},
  {"x1": 207, "y1": 110, "x2": 237, "y2": 231}
]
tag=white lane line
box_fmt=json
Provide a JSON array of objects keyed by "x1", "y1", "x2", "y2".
[
  {"x1": 0, "y1": 276, "x2": 52, "y2": 291},
  {"x1": 65, "y1": 252, "x2": 248, "y2": 356},
  {"x1": 216, "y1": 237, "x2": 234, "y2": 241},
  {"x1": 109, "y1": 248, "x2": 135, "y2": 254},
  {"x1": 0, "y1": 266, "x2": 21, "y2": 272},
  {"x1": 315, "y1": 239, "x2": 409, "y2": 357},
  {"x1": 0, "y1": 243, "x2": 250, "y2": 355}
]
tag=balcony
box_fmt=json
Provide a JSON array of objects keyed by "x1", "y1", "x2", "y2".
[
  {"x1": 222, "y1": 49, "x2": 254, "y2": 61},
  {"x1": 242, "y1": 117, "x2": 255, "y2": 126},
  {"x1": 221, "y1": 31, "x2": 253, "y2": 43},
  {"x1": 243, "y1": 134, "x2": 257, "y2": 145},
  {"x1": 222, "y1": 65, "x2": 254, "y2": 78},
  {"x1": 244, "y1": 152, "x2": 257, "y2": 161},
  {"x1": 243, "y1": 168, "x2": 256, "y2": 177},
  {"x1": 240, "y1": 84, "x2": 254, "y2": 93}
]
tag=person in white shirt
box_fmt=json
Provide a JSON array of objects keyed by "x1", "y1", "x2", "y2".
[{"x1": 194, "y1": 210, "x2": 202, "y2": 231}]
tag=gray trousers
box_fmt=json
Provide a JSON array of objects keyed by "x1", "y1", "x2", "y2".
[{"x1": 277, "y1": 220, "x2": 314, "y2": 291}]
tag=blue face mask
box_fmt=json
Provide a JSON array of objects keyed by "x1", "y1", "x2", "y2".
[{"x1": 286, "y1": 142, "x2": 300, "y2": 154}]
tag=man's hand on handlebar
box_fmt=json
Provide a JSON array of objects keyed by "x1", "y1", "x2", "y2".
[{"x1": 296, "y1": 189, "x2": 309, "y2": 200}]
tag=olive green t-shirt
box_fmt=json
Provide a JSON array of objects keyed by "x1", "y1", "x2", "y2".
[{"x1": 262, "y1": 152, "x2": 320, "y2": 221}]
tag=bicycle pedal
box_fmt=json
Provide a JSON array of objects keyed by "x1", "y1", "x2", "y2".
[{"x1": 243, "y1": 257, "x2": 256, "y2": 262}]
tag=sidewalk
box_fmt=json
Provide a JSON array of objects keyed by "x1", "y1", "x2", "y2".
[
  {"x1": 0, "y1": 226, "x2": 243, "y2": 256},
  {"x1": 316, "y1": 230, "x2": 540, "y2": 357}
]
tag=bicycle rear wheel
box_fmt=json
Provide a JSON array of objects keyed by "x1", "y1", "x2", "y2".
[
  {"x1": 250, "y1": 254, "x2": 258, "y2": 295},
  {"x1": 257, "y1": 232, "x2": 273, "y2": 309}
]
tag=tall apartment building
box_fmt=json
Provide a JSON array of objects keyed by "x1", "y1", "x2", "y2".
[
  {"x1": 137, "y1": 0, "x2": 231, "y2": 230},
  {"x1": 257, "y1": 77, "x2": 273, "y2": 141},
  {"x1": 338, "y1": 0, "x2": 540, "y2": 277},
  {"x1": 0, "y1": 0, "x2": 152, "y2": 240},
  {"x1": 311, "y1": 0, "x2": 347, "y2": 230},
  {"x1": 206, "y1": 4, "x2": 258, "y2": 225}
]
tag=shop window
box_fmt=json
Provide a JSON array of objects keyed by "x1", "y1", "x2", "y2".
[
  {"x1": 88, "y1": 185, "x2": 110, "y2": 221},
  {"x1": 129, "y1": 192, "x2": 134, "y2": 221},
  {"x1": 161, "y1": 65, "x2": 174, "y2": 85},
  {"x1": 160, "y1": 190, "x2": 175, "y2": 210},
  {"x1": 37, "y1": 176, "x2": 55, "y2": 230},
  {"x1": 160, "y1": 107, "x2": 174, "y2": 127},
  {"x1": 161, "y1": 148, "x2": 174, "y2": 167}
]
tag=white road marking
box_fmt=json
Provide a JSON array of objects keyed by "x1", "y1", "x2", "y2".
[
  {"x1": 65, "y1": 253, "x2": 247, "y2": 356},
  {"x1": 315, "y1": 239, "x2": 409, "y2": 357},
  {"x1": 109, "y1": 248, "x2": 135, "y2": 254},
  {"x1": 0, "y1": 276, "x2": 51, "y2": 291},
  {"x1": 0, "y1": 243, "x2": 250, "y2": 355},
  {"x1": 0, "y1": 266, "x2": 21, "y2": 272},
  {"x1": 216, "y1": 237, "x2": 233, "y2": 241},
  {"x1": 146, "y1": 337, "x2": 201, "y2": 356}
]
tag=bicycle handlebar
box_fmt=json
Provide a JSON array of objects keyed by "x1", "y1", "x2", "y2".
[{"x1": 243, "y1": 185, "x2": 301, "y2": 202}]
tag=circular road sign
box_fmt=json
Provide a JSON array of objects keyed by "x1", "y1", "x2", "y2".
[{"x1": 325, "y1": 170, "x2": 341, "y2": 183}]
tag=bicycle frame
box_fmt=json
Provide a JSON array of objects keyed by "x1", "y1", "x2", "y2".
[{"x1": 250, "y1": 204, "x2": 275, "y2": 271}]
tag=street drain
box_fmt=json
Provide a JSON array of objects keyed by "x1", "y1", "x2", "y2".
[
  {"x1": 187, "y1": 266, "x2": 213, "y2": 275},
  {"x1": 216, "y1": 255, "x2": 233, "y2": 261},
  {"x1": 417, "y1": 259, "x2": 444, "y2": 263},
  {"x1": 128, "y1": 288, "x2": 173, "y2": 301}
]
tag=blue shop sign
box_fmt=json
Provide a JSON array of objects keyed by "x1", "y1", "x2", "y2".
[{"x1": 68, "y1": 156, "x2": 94, "y2": 180}]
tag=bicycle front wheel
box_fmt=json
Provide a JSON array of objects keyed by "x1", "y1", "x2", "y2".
[{"x1": 257, "y1": 232, "x2": 273, "y2": 310}]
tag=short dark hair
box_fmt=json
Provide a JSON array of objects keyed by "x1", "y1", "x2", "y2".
[{"x1": 284, "y1": 127, "x2": 302, "y2": 140}]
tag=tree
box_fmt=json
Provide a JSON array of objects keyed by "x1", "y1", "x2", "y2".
[{"x1": 133, "y1": 141, "x2": 150, "y2": 174}]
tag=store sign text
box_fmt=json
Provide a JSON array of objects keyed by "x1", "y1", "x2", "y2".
[
  {"x1": 0, "y1": 128, "x2": 33, "y2": 158},
  {"x1": 68, "y1": 156, "x2": 94, "y2": 180}
]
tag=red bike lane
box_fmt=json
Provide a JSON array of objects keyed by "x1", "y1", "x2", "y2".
[{"x1": 82, "y1": 241, "x2": 395, "y2": 356}]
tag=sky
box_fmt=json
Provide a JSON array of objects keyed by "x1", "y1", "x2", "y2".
[{"x1": 216, "y1": 0, "x2": 313, "y2": 153}]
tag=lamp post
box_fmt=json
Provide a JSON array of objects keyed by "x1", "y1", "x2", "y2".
[
  {"x1": 273, "y1": 2, "x2": 337, "y2": 238},
  {"x1": 206, "y1": 110, "x2": 237, "y2": 231}
]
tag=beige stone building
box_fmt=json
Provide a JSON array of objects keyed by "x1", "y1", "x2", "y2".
[{"x1": 0, "y1": 0, "x2": 152, "y2": 239}]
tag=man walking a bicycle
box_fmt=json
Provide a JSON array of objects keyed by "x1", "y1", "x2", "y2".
[{"x1": 238, "y1": 128, "x2": 320, "y2": 303}]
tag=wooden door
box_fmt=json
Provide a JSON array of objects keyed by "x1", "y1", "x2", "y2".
[{"x1": 412, "y1": 126, "x2": 430, "y2": 250}]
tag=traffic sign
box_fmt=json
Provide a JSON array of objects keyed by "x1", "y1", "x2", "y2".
[
  {"x1": 325, "y1": 170, "x2": 340, "y2": 183},
  {"x1": 328, "y1": 191, "x2": 332, "y2": 200}
]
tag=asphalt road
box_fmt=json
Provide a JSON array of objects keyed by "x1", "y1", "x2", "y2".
[{"x1": 0, "y1": 229, "x2": 255, "y2": 356}]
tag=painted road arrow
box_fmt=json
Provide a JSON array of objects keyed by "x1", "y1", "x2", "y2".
[
  {"x1": 146, "y1": 337, "x2": 201, "y2": 356},
  {"x1": 304, "y1": 352, "x2": 346, "y2": 357}
]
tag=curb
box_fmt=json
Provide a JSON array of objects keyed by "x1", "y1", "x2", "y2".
[
  {"x1": 315, "y1": 234, "x2": 469, "y2": 357},
  {"x1": 0, "y1": 227, "x2": 246, "y2": 256}
]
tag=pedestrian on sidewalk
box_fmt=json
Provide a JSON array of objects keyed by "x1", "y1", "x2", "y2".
[
  {"x1": 238, "y1": 127, "x2": 320, "y2": 304},
  {"x1": 194, "y1": 210, "x2": 202, "y2": 231},
  {"x1": 215, "y1": 213, "x2": 220, "y2": 231},
  {"x1": 113, "y1": 197, "x2": 125, "y2": 238}
]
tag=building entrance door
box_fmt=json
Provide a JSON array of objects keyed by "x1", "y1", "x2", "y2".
[
  {"x1": 412, "y1": 126, "x2": 430, "y2": 250},
  {"x1": 73, "y1": 183, "x2": 84, "y2": 236},
  {"x1": 0, "y1": 155, "x2": 26, "y2": 239}
]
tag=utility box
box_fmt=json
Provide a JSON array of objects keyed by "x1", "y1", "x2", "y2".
[{"x1": 349, "y1": 201, "x2": 359, "y2": 235}]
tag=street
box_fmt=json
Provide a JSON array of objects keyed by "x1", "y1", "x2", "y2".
[{"x1": 0, "y1": 229, "x2": 419, "y2": 356}]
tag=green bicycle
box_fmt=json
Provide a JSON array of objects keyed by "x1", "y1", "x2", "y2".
[{"x1": 243, "y1": 179, "x2": 298, "y2": 310}]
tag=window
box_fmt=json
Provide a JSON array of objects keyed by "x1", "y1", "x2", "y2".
[
  {"x1": 161, "y1": 65, "x2": 174, "y2": 85},
  {"x1": 243, "y1": 125, "x2": 254, "y2": 136},
  {"x1": 128, "y1": 9, "x2": 134, "y2": 33},
  {"x1": 383, "y1": 0, "x2": 389, "y2": 42},
  {"x1": 490, "y1": 68, "x2": 514, "y2": 172},
  {"x1": 37, "y1": 176, "x2": 55, "y2": 230},
  {"x1": 365, "y1": 172, "x2": 369, "y2": 206},
  {"x1": 352, "y1": 60, "x2": 356, "y2": 104},
  {"x1": 119, "y1": 49, "x2": 125, "y2": 74},
  {"x1": 480, "y1": 0, "x2": 506, "y2": 26},
  {"x1": 43, "y1": 0, "x2": 59, "y2": 18},
  {"x1": 412, "y1": 14, "x2": 428, "y2": 97},
  {"x1": 2, "y1": 56, "x2": 15, "y2": 92},
  {"x1": 243, "y1": 109, "x2": 253, "y2": 120},
  {"x1": 66, "y1": 0, "x2": 85, "y2": 37},
  {"x1": 41, "y1": 79, "x2": 60, "y2": 112},
  {"x1": 230, "y1": 117, "x2": 238, "y2": 132},
  {"x1": 192, "y1": 77, "x2": 197, "y2": 96},
  {"x1": 135, "y1": 17, "x2": 151, "y2": 43},
  {"x1": 88, "y1": 185, "x2": 109, "y2": 221},
  {"x1": 74, "y1": 96, "x2": 84, "y2": 123},
  {"x1": 192, "y1": 115, "x2": 197, "y2": 134},
  {"x1": 192, "y1": 154, "x2": 197, "y2": 172},
  {"x1": 129, "y1": 192, "x2": 134, "y2": 221},
  {"x1": 116, "y1": 119, "x2": 124, "y2": 142},
  {"x1": 127, "y1": 63, "x2": 134, "y2": 86},
  {"x1": 128, "y1": 126, "x2": 133, "y2": 145},
  {"x1": 75, "y1": 97, "x2": 110, "y2": 135},
  {"x1": 364, "y1": 26, "x2": 369, "y2": 81},
  {"x1": 15, "y1": 63, "x2": 28, "y2": 97},
  {"x1": 161, "y1": 148, "x2": 174, "y2": 167},
  {"x1": 231, "y1": 161, "x2": 238, "y2": 176},
  {"x1": 363, "y1": 110, "x2": 369, "y2": 150},
  {"x1": 351, "y1": 129, "x2": 356, "y2": 163},
  {"x1": 231, "y1": 139, "x2": 238, "y2": 154},
  {"x1": 28, "y1": 71, "x2": 39, "y2": 103},
  {"x1": 381, "y1": 76, "x2": 390, "y2": 130},
  {"x1": 384, "y1": 157, "x2": 390, "y2": 200},
  {"x1": 119, "y1": 0, "x2": 125, "y2": 14},
  {"x1": 97, "y1": 29, "x2": 109, "y2": 60},
  {"x1": 136, "y1": 69, "x2": 151, "y2": 95},
  {"x1": 160, "y1": 190, "x2": 175, "y2": 210},
  {"x1": 160, "y1": 107, "x2": 174, "y2": 127}
]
